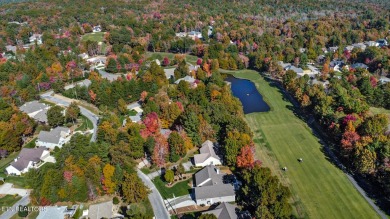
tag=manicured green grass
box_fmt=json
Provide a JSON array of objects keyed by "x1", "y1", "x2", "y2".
[
  {"x1": 127, "y1": 199, "x2": 154, "y2": 218},
  {"x1": 24, "y1": 138, "x2": 37, "y2": 149},
  {"x1": 75, "y1": 115, "x2": 93, "y2": 131},
  {"x1": 152, "y1": 177, "x2": 191, "y2": 199},
  {"x1": 0, "y1": 195, "x2": 21, "y2": 214},
  {"x1": 145, "y1": 52, "x2": 199, "y2": 65},
  {"x1": 6, "y1": 176, "x2": 27, "y2": 188},
  {"x1": 370, "y1": 107, "x2": 390, "y2": 116},
  {"x1": 227, "y1": 70, "x2": 380, "y2": 219},
  {"x1": 81, "y1": 32, "x2": 105, "y2": 42}
]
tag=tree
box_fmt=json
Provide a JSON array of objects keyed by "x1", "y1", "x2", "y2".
[
  {"x1": 117, "y1": 98, "x2": 128, "y2": 115},
  {"x1": 164, "y1": 169, "x2": 174, "y2": 184},
  {"x1": 106, "y1": 58, "x2": 118, "y2": 73},
  {"x1": 47, "y1": 105, "x2": 65, "y2": 127},
  {"x1": 168, "y1": 131, "x2": 185, "y2": 162},
  {"x1": 102, "y1": 164, "x2": 116, "y2": 194},
  {"x1": 18, "y1": 205, "x2": 29, "y2": 217},
  {"x1": 121, "y1": 172, "x2": 149, "y2": 203},
  {"x1": 152, "y1": 134, "x2": 168, "y2": 167},
  {"x1": 236, "y1": 145, "x2": 255, "y2": 168},
  {"x1": 142, "y1": 112, "x2": 160, "y2": 137},
  {"x1": 198, "y1": 214, "x2": 217, "y2": 219},
  {"x1": 65, "y1": 102, "x2": 80, "y2": 123}
]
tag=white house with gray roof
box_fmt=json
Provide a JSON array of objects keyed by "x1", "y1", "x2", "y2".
[
  {"x1": 122, "y1": 102, "x2": 143, "y2": 126},
  {"x1": 194, "y1": 140, "x2": 222, "y2": 167},
  {"x1": 20, "y1": 100, "x2": 50, "y2": 123},
  {"x1": 201, "y1": 202, "x2": 238, "y2": 219},
  {"x1": 6, "y1": 147, "x2": 54, "y2": 176},
  {"x1": 36, "y1": 127, "x2": 71, "y2": 149}
]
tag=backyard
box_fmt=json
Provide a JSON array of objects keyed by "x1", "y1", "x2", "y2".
[
  {"x1": 81, "y1": 32, "x2": 105, "y2": 42},
  {"x1": 226, "y1": 70, "x2": 380, "y2": 219},
  {"x1": 145, "y1": 52, "x2": 199, "y2": 65}
]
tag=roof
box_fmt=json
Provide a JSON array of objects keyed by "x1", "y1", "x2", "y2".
[
  {"x1": 20, "y1": 101, "x2": 48, "y2": 114},
  {"x1": 175, "y1": 76, "x2": 196, "y2": 84},
  {"x1": 194, "y1": 184, "x2": 235, "y2": 200},
  {"x1": 88, "y1": 201, "x2": 114, "y2": 219},
  {"x1": 289, "y1": 66, "x2": 304, "y2": 74},
  {"x1": 164, "y1": 68, "x2": 175, "y2": 79},
  {"x1": 37, "y1": 205, "x2": 77, "y2": 219},
  {"x1": 351, "y1": 63, "x2": 368, "y2": 69},
  {"x1": 33, "y1": 108, "x2": 48, "y2": 123},
  {"x1": 37, "y1": 127, "x2": 70, "y2": 144},
  {"x1": 10, "y1": 148, "x2": 46, "y2": 171},
  {"x1": 126, "y1": 102, "x2": 142, "y2": 110},
  {"x1": 194, "y1": 140, "x2": 221, "y2": 164},
  {"x1": 202, "y1": 202, "x2": 238, "y2": 219},
  {"x1": 194, "y1": 165, "x2": 224, "y2": 187}
]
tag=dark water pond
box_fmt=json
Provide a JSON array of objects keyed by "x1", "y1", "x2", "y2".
[{"x1": 224, "y1": 74, "x2": 270, "y2": 114}]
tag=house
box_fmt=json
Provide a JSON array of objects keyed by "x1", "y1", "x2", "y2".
[
  {"x1": 351, "y1": 63, "x2": 368, "y2": 70},
  {"x1": 5, "y1": 45, "x2": 17, "y2": 53},
  {"x1": 379, "y1": 76, "x2": 390, "y2": 84},
  {"x1": 78, "y1": 53, "x2": 89, "y2": 60},
  {"x1": 328, "y1": 46, "x2": 338, "y2": 53},
  {"x1": 19, "y1": 101, "x2": 50, "y2": 123},
  {"x1": 37, "y1": 205, "x2": 77, "y2": 219},
  {"x1": 311, "y1": 79, "x2": 330, "y2": 88},
  {"x1": 29, "y1": 34, "x2": 42, "y2": 45},
  {"x1": 330, "y1": 60, "x2": 345, "y2": 72},
  {"x1": 377, "y1": 39, "x2": 388, "y2": 47},
  {"x1": 87, "y1": 56, "x2": 107, "y2": 69},
  {"x1": 344, "y1": 45, "x2": 354, "y2": 52},
  {"x1": 123, "y1": 102, "x2": 143, "y2": 126},
  {"x1": 365, "y1": 41, "x2": 379, "y2": 47},
  {"x1": 164, "y1": 68, "x2": 175, "y2": 80},
  {"x1": 175, "y1": 32, "x2": 187, "y2": 38},
  {"x1": 6, "y1": 148, "x2": 55, "y2": 175},
  {"x1": 85, "y1": 201, "x2": 123, "y2": 219},
  {"x1": 175, "y1": 75, "x2": 196, "y2": 85},
  {"x1": 93, "y1": 25, "x2": 102, "y2": 33},
  {"x1": 188, "y1": 31, "x2": 202, "y2": 40},
  {"x1": 194, "y1": 140, "x2": 222, "y2": 167},
  {"x1": 153, "y1": 59, "x2": 161, "y2": 66},
  {"x1": 36, "y1": 127, "x2": 71, "y2": 149},
  {"x1": 201, "y1": 202, "x2": 238, "y2": 219},
  {"x1": 194, "y1": 165, "x2": 224, "y2": 187},
  {"x1": 208, "y1": 26, "x2": 213, "y2": 37},
  {"x1": 317, "y1": 55, "x2": 326, "y2": 64},
  {"x1": 352, "y1": 43, "x2": 366, "y2": 51},
  {"x1": 299, "y1": 48, "x2": 306, "y2": 53},
  {"x1": 194, "y1": 182, "x2": 235, "y2": 206}
]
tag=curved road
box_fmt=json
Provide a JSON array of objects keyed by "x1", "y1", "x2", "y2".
[
  {"x1": 40, "y1": 91, "x2": 98, "y2": 142},
  {"x1": 137, "y1": 169, "x2": 170, "y2": 219}
]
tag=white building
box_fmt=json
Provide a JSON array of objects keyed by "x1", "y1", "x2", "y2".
[
  {"x1": 123, "y1": 102, "x2": 143, "y2": 126},
  {"x1": 93, "y1": 25, "x2": 102, "y2": 33},
  {"x1": 36, "y1": 127, "x2": 71, "y2": 149},
  {"x1": 6, "y1": 148, "x2": 55, "y2": 176},
  {"x1": 29, "y1": 34, "x2": 42, "y2": 45},
  {"x1": 194, "y1": 140, "x2": 222, "y2": 167},
  {"x1": 37, "y1": 205, "x2": 77, "y2": 219}
]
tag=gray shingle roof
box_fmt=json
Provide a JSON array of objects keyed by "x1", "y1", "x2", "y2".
[
  {"x1": 194, "y1": 140, "x2": 221, "y2": 164},
  {"x1": 126, "y1": 102, "x2": 142, "y2": 110},
  {"x1": 194, "y1": 165, "x2": 224, "y2": 187},
  {"x1": 88, "y1": 201, "x2": 113, "y2": 219},
  {"x1": 202, "y1": 202, "x2": 238, "y2": 219},
  {"x1": 38, "y1": 127, "x2": 70, "y2": 144},
  {"x1": 164, "y1": 68, "x2": 175, "y2": 79},
  {"x1": 194, "y1": 184, "x2": 235, "y2": 200},
  {"x1": 33, "y1": 108, "x2": 48, "y2": 123},
  {"x1": 20, "y1": 101, "x2": 48, "y2": 114},
  {"x1": 10, "y1": 147, "x2": 45, "y2": 171}
]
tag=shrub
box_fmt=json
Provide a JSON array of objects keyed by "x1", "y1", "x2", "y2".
[
  {"x1": 113, "y1": 196, "x2": 119, "y2": 204},
  {"x1": 18, "y1": 205, "x2": 29, "y2": 217}
]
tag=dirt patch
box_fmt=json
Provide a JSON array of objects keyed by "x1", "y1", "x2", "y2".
[{"x1": 170, "y1": 205, "x2": 210, "y2": 214}]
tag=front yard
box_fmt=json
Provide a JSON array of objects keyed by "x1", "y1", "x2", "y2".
[
  {"x1": 0, "y1": 195, "x2": 21, "y2": 215},
  {"x1": 152, "y1": 177, "x2": 191, "y2": 199}
]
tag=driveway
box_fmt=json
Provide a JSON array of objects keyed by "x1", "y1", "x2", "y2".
[
  {"x1": 165, "y1": 194, "x2": 196, "y2": 210},
  {"x1": 137, "y1": 169, "x2": 170, "y2": 219},
  {"x1": 0, "y1": 183, "x2": 29, "y2": 196},
  {"x1": 97, "y1": 69, "x2": 123, "y2": 82},
  {"x1": 147, "y1": 170, "x2": 161, "y2": 180},
  {"x1": 40, "y1": 92, "x2": 99, "y2": 142}
]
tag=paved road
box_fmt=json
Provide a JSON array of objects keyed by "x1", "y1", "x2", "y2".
[
  {"x1": 272, "y1": 77, "x2": 388, "y2": 219},
  {"x1": 147, "y1": 170, "x2": 161, "y2": 180},
  {"x1": 0, "y1": 195, "x2": 30, "y2": 219},
  {"x1": 40, "y1": 91, "x2": 98, "y2": 142},
  {"x1": 137, "y1": 169, "x2": 170, "y2": 219},
  {"x1": 97, "y1": 69, "x2": 123, "y2": 82}
]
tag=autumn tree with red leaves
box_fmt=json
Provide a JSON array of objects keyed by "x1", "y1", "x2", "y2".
[
  {"x1": 236, "y1": 145, "x2": 256, "y2": 168},
  {"x1": 152, "y1": 134, "x2": 169, "y2": 167}
]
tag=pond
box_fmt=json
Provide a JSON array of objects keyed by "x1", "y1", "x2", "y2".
[{"x1": 224, "y1": 74, "x2": 270, "y2": 114}]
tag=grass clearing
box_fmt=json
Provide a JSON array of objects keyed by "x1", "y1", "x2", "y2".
[
  {"x1": 24, "y1": 138, "x2": 37, "y2": 149},
  {"x1": 81, "y1": 32, "x2": 105, "y2": 42},
  {"x1": 0, "y1": 195, "x2": 21, "y2": 215},
  {"x1": 75, "y1": 115, "x2": 93, "y2": 131},
  {"x1": 145, "y1": 52, "x2": 199, "y2": 65},
  {"x1": 227, "y1": 70, "x2": 380, "y2": 219},
  {"x1": 152, "y1": 177, "x2": 191, "y2": 199}
]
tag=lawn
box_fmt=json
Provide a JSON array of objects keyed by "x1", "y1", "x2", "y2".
[
  {"x1": 145, "y1": 52, "x2": 199, "y2": 65},
  {"x1": 81, "y1": 32, "x2": 105, "y2": 42},
  {"x1": 370, "y1": 107, "x2": 390, "y2": 116},
  {"x1": 24, "y1": 138, "x2": 37, "y2": 149},
  {"x1": 0, "y1": 195, "x2": 21, "y2": 215},
  {"x1": 227, "y1": 70, "x2": 380, "y2": 219},
  {"x1": 152, "y1": 177, "x2": 191, "y2": 199},
  {"x1": 75, "y1": 115, "x2": 93, "y2": 131}
]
